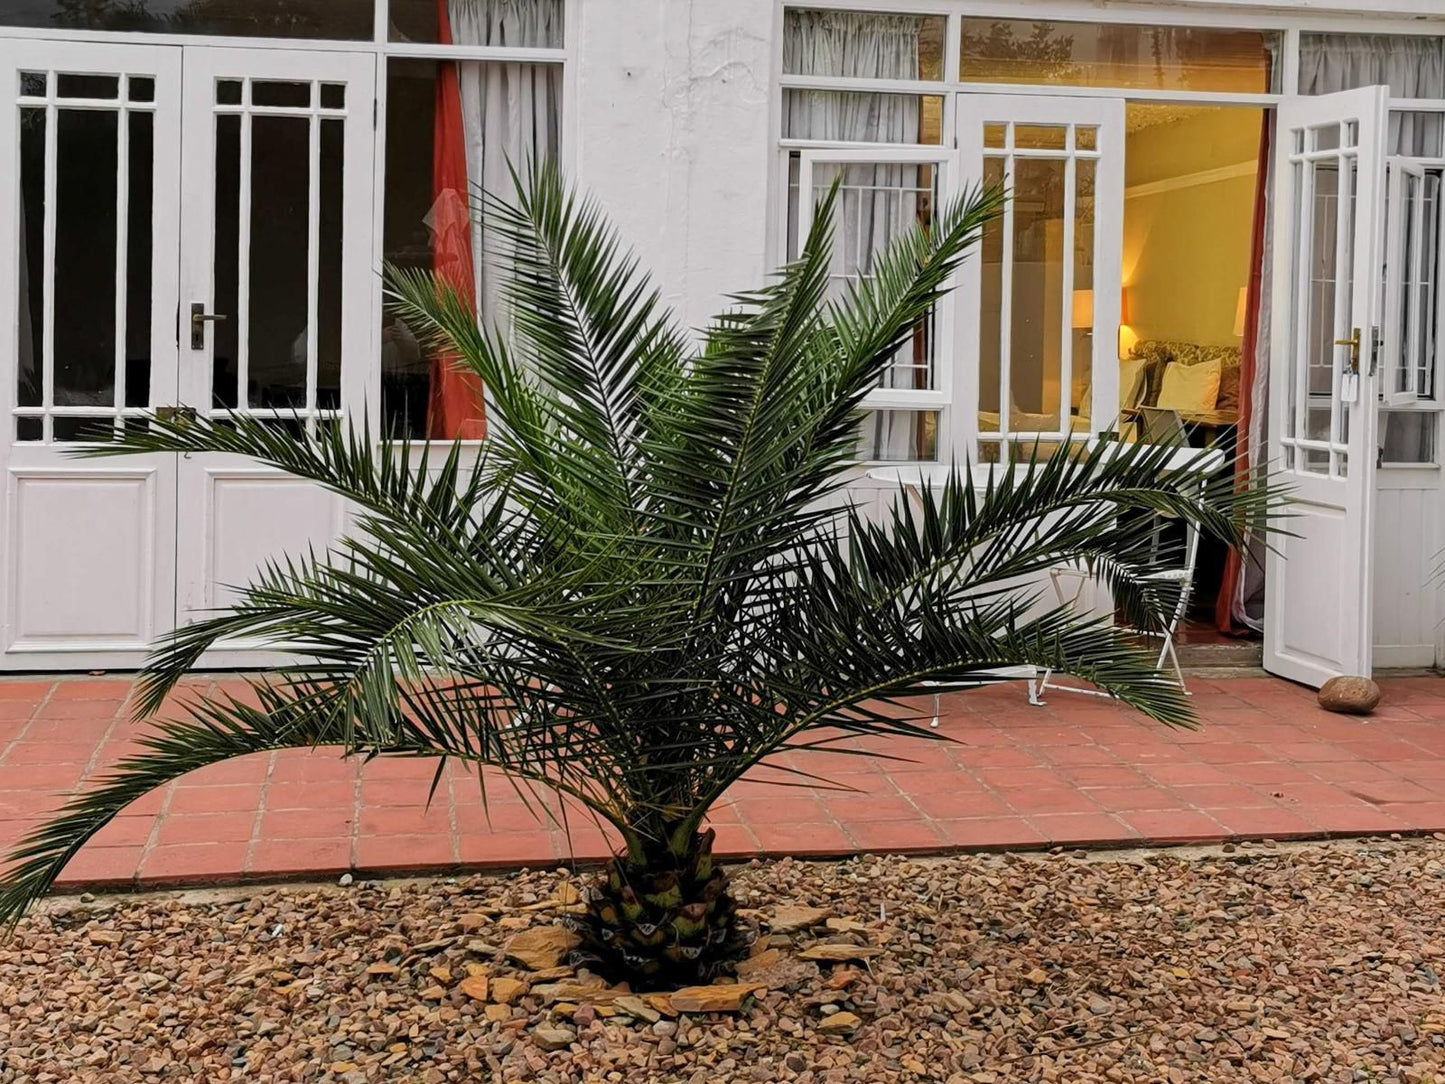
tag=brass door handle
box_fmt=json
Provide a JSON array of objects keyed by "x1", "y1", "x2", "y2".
[{"x1": 1334, "y1": 327, "x2": 1361, "y2": 372}]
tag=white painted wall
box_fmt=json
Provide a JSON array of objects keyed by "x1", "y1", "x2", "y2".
[{"x1": 572, "y1": 0, "x2": 776, "y2": 337}]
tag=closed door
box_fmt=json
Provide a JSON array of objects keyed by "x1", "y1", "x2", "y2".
[
  {"x1": 175, "y1": 47, "x2": 375, "y2": 666},
  {"x1": 0, "y1": 41, "x2": 182, "y2": 670},
  {"x1": 0, "y1": 41, "x2": 377, "y2": 670}
]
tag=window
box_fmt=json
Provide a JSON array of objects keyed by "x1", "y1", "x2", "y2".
[
  {"x1": 380, "y1": 1, "x2": 565, "y2": 441},
  {"x1": 0, "y1": 0, "x2": 375, "y2": 39},
  {"x1": 960, "y1": 20, "x2": 1281, "y2": 94}
]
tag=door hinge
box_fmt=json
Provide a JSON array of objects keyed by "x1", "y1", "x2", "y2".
[{"x1": 156, "y1": 405, "x2": 198, "y2": 425}]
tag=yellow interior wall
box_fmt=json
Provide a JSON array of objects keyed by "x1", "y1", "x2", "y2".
[{"x1": 1122, "y1": 107, "x2": 1264, "y2": 350}]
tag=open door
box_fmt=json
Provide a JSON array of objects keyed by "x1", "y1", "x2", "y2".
[{"x1": 1264, "y1": 86, "x2": 1389, "y2": 687}]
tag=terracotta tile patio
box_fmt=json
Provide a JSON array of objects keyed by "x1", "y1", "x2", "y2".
[{"x1": 0, "y1": 673, "x2": 1443, "y2": 890}]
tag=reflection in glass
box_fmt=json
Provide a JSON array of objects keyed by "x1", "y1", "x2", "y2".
[
  {"x1": 247, "y1": 115, "x2": 310, "y2": 411},
  {"x1": 125, "y1": 111, "x2": 154, "y2": 408},
  {"x1": 1008, "y1": 157, "x2": 1066, "y2": 433},
  {"x1": 960, "y1": 20, "x2": 1279, "y2": 93},
  {"x1": 53, "y1": 108, "x2": 119, "y2": 408},
  {"x1": 1, "y1": 0, "x2": 373, "y2": 40},
  {"x1": 390, "y1": 0, "x2": 565, "y2": 47},
  {"x1": 783, "y1": 8, "x2": 944, "y2": 81},
  {"x1": 212, "y1": 114, "x2": 241, "y2": 409},
  {"x1": 18, "y1": 107, "x2": 44, "y2": 409}
]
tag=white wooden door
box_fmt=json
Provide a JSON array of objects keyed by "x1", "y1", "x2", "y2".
[
  {"x1": 957, "y1": 95, "x2": 1125, "y2": 457},
  {"x1": 0, "y1": 41, "x2": 182, "y2": 670},
  {"x1": 1264, "y1": 86, "x2": 1390, "y2": 686},
  {"x1": 175, "y1": 48, "x2": 376, "y2": 665}
]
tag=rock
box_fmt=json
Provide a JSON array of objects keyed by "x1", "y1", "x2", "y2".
[
  {"x1": 531, "y1": 981, "x2": 612, "y2": 1005},
  {"x1": 735, "y1": 948, "x2": 818, "y2": 990},
  {"x1": 652, "y1": 1019, "x2": 678, "y2": 1038},
  {"x1": 337, "y1": 873, "x2": 353, "y2": 887},
  {"x1": 504, "y1": 926, "x2": 581, "y2": 971},
  {"x1": 531, "y1": 1026, "x2": 575, "y2": 1052},
  {"x1": 614, "y1": 995, "x2": 660, "y2": 1023},
  {"x1": 459, "y1": 975, "x2": 489, "y2": 1001},
  {"x1": 86, "y1": 929, "x2": 122, "y2": 946},
  {"x1": 768, "y1": 905, "x2": 831, "y2": 934},
  {"x1": 428, "y1": 964, "x2": 452, "y2": 985},
  {"x1": 365, "y1": 962, "x2": 398, "y2": 978},
  {"x1": 818, "y1": 1011, "x2": 860, "y2": 1034},
  {"x1": 484, "y1": 1003, "x2": 512, "y2": 1022},
  {"x1": 458, "y1": 912, "x2": 489, "y2": 931},
  {"x1": 554, "y1": 883, "x2": 581, "y2": 906},
  {"x1": 797, "y1": 943, "x2": 883, "y2": 962},
  {"x1": 1318, "y1": 675, "x2": 1381, "y2": 714},
  {"x1": 490, "y1": 977, "x2": 528, "y2": 1005},
  {"x1": 824, "y1": 917, "x2": 868, "y2": 935},
  {"x1": 420, "y1": 985, "x2": 446, "y2": 1000},
  {"x1": 825, "y1": 968, "x2": 862, "y2": 991},
  {"x1": 572, "y1": 1003, "x2": 597, "y2": 1026},
  {"x1": 668, "y1": 983, "x2": 763, "y2": 1013}
]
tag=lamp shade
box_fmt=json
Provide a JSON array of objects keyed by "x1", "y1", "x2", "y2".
[
  {"x1": 1071, "y1": 288, "x2": 1094, "y2": 329},
  {"x1": 1233, "y1": 286, "x2": 1248, "y2": 338}
]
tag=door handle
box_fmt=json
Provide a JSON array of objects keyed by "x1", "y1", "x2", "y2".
[
  {"x1": 1334, "y1": 327, "x2": 1361, "y2": 373},
  {"x1": 189, "y1": 302, "x2": 227, "y2": 350}
]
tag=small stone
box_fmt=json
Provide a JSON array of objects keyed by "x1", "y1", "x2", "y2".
[
  {"x1": 825, "y1": 968, "x2": 862, "y2": 991},
  {"x1": 532, "y1": 1026, "x2": 575, "y2": 1052},
  {"x1": 768, "y1": 905, "x2": 831, "y2": 934},
  {"x1": 1318, "y1": 675, "x2": 1381, "y2": 714},
  {"x1": 428, "y1": 964, "x2": 452, "y2": 985},
  {"x1": 337, "y1": 873, "x2": 353, "y2": 887},
  {"x1": 86, "y1": 929, "x2": 122, "y2": 946},
  {"x1": 484, "y1": 1004, "x2": 512, "y2": 1023},
  {"x1": 365, "y1": 962, "x2": 398, "y2": 978},
  {"x1": 818, "y1": 1011, "x2": 860, "y2": 1034},
  {"x1": 614, "y1": 995, "x2": 660, "y2": 1023},
  {"x1": 490, "y1": 977, "x2": 528, "y2": 1005},
  {"x1": 797, "y1": 943, "x2": 883, "y2": 963},
  {"x1": 667, "y1": 983, "x2": 763, "y2": 1013},
  {"x1": 504, "y1": 926, "x2": 581, "y2": 971},
  {"x1": 651, "y1": 1019, "x2": 677, "y2": 1038},
  {"x1": 459, "y1": 975, "x2": 489, "y2": 1001}
]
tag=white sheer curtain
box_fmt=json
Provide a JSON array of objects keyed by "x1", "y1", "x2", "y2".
[
  {"x1": 449, "y1": 0, "x2": 564, "y2": 322},
  {"x1": 784, "y1": 11, "x2": 927, "y2": 460},
  {"x1": 1300, "y1": 34, "x2": 1445, "y2": 155}
]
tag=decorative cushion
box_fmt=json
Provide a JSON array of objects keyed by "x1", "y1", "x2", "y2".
[
  {"x1": 1216, "y1": 363, "x2": 1242, "y2": 412},
  {"x1": 1118, "y1": 357, "x2": 1148, "y2": 409},
  {"x1": 1156, "y1": 358, "x2": 1222, "y2": 412}
]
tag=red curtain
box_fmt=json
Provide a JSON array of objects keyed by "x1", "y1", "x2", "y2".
[
  {"x1": 426, "y1": 0, "x2": 487, "y2": 440},
  {"x1": 1215, "y1": 117, "x2": 1272, "y2": 634}
]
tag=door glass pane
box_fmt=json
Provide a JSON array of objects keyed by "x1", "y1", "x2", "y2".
[
  {"x1": 960, "y1": 21, "x2": 1280, "y2": 93},
  {"x1": 125, "y1": 111, "x2": 154, "y2": 409},
  {"x1": 17, "y1": 108, "x2": 44, "y2": 409},
  {"x1": 54, "y1": 108, "x2": 118, "y2": 408},
  {"x1": 1072, "y1": 158, "x2": 1095, "y2": 430},
  {"x1": 1, "y1": 0, "x2": 373, "y2": 39},
  {"x1": 978, "y1": 156, "x2": 1005, "y2": 432},
  {"x1": 248, "y1": 114, "x2": 310, "y2": 411},
  {"x1": 317, "y1": 119, "x2": 344, "y2": 411},
  {"x1": 857, "y1": 411, "x2": 939, "y2": 462},
  {"x1": 212, "y1": 114, "x2": 241, "y2": 410},
  {"x1": 1009, "y1": 157, "x2": 1066, "y2": 433},
  {"x1": 1304, "y1": 160, "x2": 1340, "y2": 466},
  {"x1": 390, "y1": 0, "x2": 565, "y2": 46}
]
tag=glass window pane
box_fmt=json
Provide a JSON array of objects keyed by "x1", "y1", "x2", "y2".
[
  {"x1": 251, "y1": 80, "x2": 311, "y2": 109},
  {"x1": 125, "y1": 111, "x2": 154, "y2": 409},
  {"x1": 1380, "y1": 411, "x2": 1437, "y2": 464},
  {"x1": 54, "y1": 108, "x2": 118, "y2": 408},
  {"x1": 1008, "y1": 157, "x2": 1066, "y2": 433},
  {"x1": 978, "y1": 156, "x2": 1005, "y2": 432},
  {"x1": 857, "y1": 411, "x2": 938, "y2": 462},
  {"x1": 382, "y1": 57, "x2": 563, "y2": 440},
  {"x1": 390, "y1": 0, "x2": 565, "y2": 47},
  {"x1": 248, "y1": 114, "x2": 311, "y2": 411},
  {"x1": 212, "y1": 114, "x2": 241, "y2": 410},
  {"x1": 18, "y1": 108, "x2": 44, "y2": 409},
  {"x1": 784, "y1": 9, "x2": 945, "y2": 81},
  {"x1": 56, "y1": 73, "x2": 118, "y2": 99},
  {"x1": 1072, "y1": 159, "x2": 1094, "y2": 429},
  {"x1": 782, "y1": 91, "x2": 944, "y2": 145},
  {"x1": 0, "y1": 0, "x2": 373, "y2": 39},
  {"x1": 317, "y1": 118, "x2": 344, "y2": 412},
  {"x1": 960, "y1": 20, "x2": 1280, "y2": 93}
]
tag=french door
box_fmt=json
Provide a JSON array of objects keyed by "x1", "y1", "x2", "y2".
[
  {"x1": 1264, "y1": 86, "x2": 1389, "y2": 686},
  {"x1": 0, "y1": 40, "x2": 376, "y2": 670}
]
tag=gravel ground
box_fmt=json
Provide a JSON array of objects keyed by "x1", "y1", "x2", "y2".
[{"x1": 3, "y1": 839, "x2": 1445, "y2": 1084}]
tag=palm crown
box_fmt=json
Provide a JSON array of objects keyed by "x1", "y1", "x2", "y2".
[{"x1": 0, "y1": 163, "x2": 1271, "y2": 984}]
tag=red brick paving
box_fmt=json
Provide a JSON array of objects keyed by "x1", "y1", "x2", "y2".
[{"x1": 0, "y1": 674, "x2": 1442, "y2": 889}]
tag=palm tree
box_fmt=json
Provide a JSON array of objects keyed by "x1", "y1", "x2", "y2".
[{"x1": 0, "y1": 164, "x2": 1271, "y2": 986}]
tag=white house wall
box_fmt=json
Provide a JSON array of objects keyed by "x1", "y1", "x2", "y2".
[{"x1": 573, "y1": 0, "x2": 776, "y2": 335}]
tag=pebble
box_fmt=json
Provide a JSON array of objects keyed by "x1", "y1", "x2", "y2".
[{"x1": 3, "y1": 844, "x2": 1444, "y2": 1082}]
